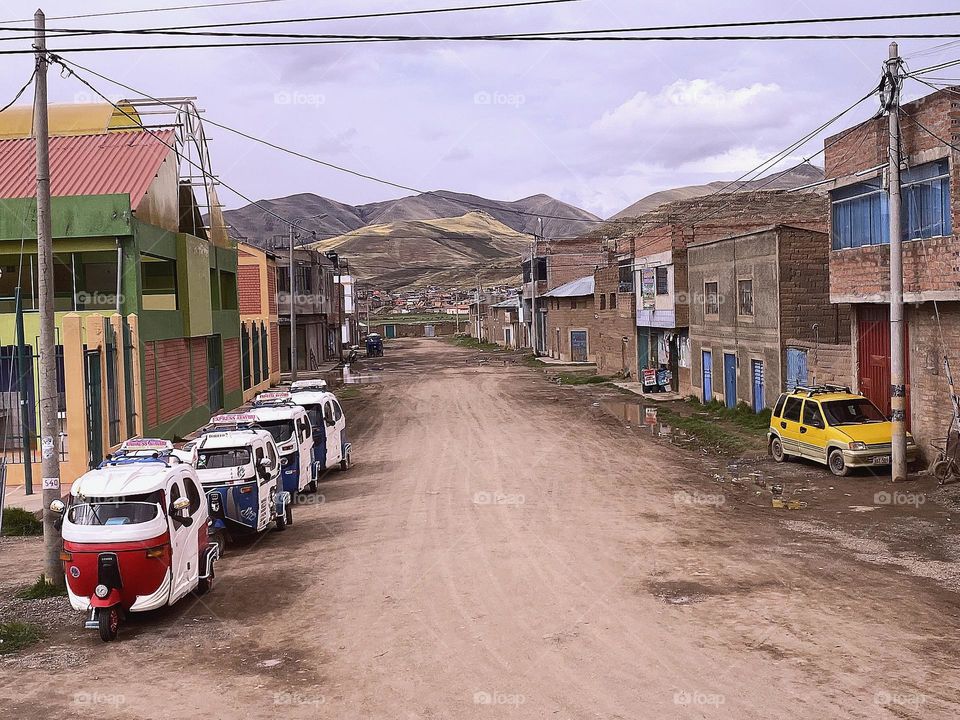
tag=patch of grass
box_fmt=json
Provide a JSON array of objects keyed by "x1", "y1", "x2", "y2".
[
  {"x1": 17, "y1": 575, "x2": 67, "y2": 600},
  {"x1": 336, "y1": 386, "x2": 364, "y2": 401},
  {"x1": 658, "y1": 399, "x2": 771, "y2": 454},
  {"x1": 556, "y1": 372, "x2": 613, "y2": 385},
  {"x1": 1, "y1": 507, "x2": 42, "y2": 536},
  {"x1": 0, "y1": 621, "x2": 43, "y2": 655},
  {"x1": 447, "y1": 335, "x2": 502, "y2": 351},
  {"x1": 522, "y1": 354, "x2": 545, "y2": 367}
]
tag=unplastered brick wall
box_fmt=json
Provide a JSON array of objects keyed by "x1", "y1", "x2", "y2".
[
  {"x1": 542, "y1": 236, "x2": 609, "y2": 291},
  {"x1": 223, "y1": 337, "x2": 241, "y2": 394},
  {"x1": 238, "y1": 265, "x2": 262, "y2": 315},
  {"x1": 906, "y1": 301, "x2": 960, "y2": 457},
  {"x1": 270, "y1": 322, "x2": 280, "y2": 370},
  {"x1": 594, "y1": 265, "x2": 637, "y2": 377},
  {"x1": 830, "y1": 236, "x2": 960, "y2": 300},
  {"x1": 155, "y1": 339, "x2": 193, "y2": 424},
  {"x1": 777, "y1": 226, "x2": 851, "y2": 344},
  {"x1": 267, "y1": 265, "x2": 278, "y2": 315}
]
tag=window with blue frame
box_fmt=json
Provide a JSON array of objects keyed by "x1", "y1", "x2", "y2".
[
  {"x1": 902, "y1": 159, "x2": 952, "y2": 240},
  {"x1": 830, "y1": 178, "x2": 889, "y2": 249},
  {"x1": 831, "y1": 159, "x2": 951, "y2": 250}
]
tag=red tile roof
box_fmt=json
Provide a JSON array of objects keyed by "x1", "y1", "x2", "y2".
[{"x1": 0, "y1": 130, "x2": 175, "y2": 208}]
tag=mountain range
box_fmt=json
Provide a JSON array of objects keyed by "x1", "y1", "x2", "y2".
[{"x1": 222, "y1": 163, "x2": 826, "y2": 289}]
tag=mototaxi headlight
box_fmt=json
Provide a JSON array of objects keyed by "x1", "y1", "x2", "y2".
[{"x1": 94, "y1": 584, "x2": 110, "y2": 599}]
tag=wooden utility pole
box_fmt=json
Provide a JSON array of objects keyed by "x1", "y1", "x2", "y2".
[
  {"x1": 34, "y1": 10, "x2": 63, "y2": 586},
  {"x1": 886, "y1": 42, "x2": 908, "y2": 482}
]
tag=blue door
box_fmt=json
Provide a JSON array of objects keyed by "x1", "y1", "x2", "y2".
[
  {"x1": 785, "y1": 348, "x2": 808, "y2": 391},
  {"x1": 570, "y1": 331, "x2": 588, "y2": 362},
  {"x1": 751, "y1": 359, "x2": 765, "y2": 412},
  {"x1": 723, "y1": 353, "x2": 737, "y2": 409},
  {"x1": 701, "y1": 350, "x2": 713, "y2": 402}
]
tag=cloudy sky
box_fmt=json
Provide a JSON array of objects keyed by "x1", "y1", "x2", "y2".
[{"x1": 1, "y1": 0, "x2": 957, "y2": 217}]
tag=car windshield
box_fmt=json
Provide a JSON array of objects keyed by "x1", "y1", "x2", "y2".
[
  {"x1": 197, "y1": 448, "x2": 251, "y2": 469},
  {"x1": 301, "y1": 405, "x2": 324, "y2": 432},
  {"x1": 822, "y1": 399, "x2": 887, "y2": 425},
  {"x1": 68, "y1": 491, "x2": 164, "y2": 526},
  {"x1": 259, "y1": 419, "x2": 295, "y2": 443}
]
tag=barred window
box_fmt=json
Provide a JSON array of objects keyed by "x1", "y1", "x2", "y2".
[{"x1": 738, "y1": 279, "x2": 753, "y2": 316}]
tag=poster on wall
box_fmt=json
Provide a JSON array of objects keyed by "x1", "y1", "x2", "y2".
[
  {"x1": 640, "y1": 269, "x2": 655, "y2": 310},
  {"x1": 642, "y1": 368, "x2": 658, "y2": 386}
]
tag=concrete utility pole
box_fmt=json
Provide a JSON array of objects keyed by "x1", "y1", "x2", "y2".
[
  {"x1": 34, "y1": 10, "x2": 63, "y2": 587},
  {"x1": 886, "y1": 41, "x2": 908, "y2": 482},
  {"x1": 529, "y1": 218, "x2": 543, "y2": 355},
  {"x1": 288, "y1": 222, "x2": 298, "y2": 380},
  {"x1": 475, "y1": 272, "x2": 481, "y2": 341}
]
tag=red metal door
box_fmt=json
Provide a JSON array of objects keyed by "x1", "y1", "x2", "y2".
[{"x1": 857, "y1": 305, "x2": 910, "y2": 425}]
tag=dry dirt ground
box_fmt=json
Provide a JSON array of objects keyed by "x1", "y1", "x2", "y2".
[{"x1": 1, "y1": 338, "x2": 959, "y2": 719}]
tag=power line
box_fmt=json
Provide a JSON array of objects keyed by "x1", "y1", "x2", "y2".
[
  {"x1": 2, "y1": 8, "x2": 957, "y2": 41},
  {"x1": 0, "y1": 66, "x2": 35, "y2": 113},
  {"x1": 1, "y1": 0, "x2": 583, "y2": 40},
  {"x1": 0, "y1": 0, "x2": 297, "y2": 24},
  {"x1": 4, "y1": 32, "x2": 960, "y2": 54}
]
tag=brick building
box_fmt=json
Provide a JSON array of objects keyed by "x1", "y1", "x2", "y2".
[
  {"x1": 594, "y1": 265, "x2": 638, "y2": 377},
  {"x1": 625, "y1": 190, "x2": 828, "y2": 394},
  {"x1": 238, "y1": 242, "x2": 281, "y2": 400},
  {"x1": 688, "y1": 225, "x2": 850, "y2": 410},
  {"x1": 824, "y1": 85, "x2": 960, "y2": 454},
  {"x1": 542, "y1": 276, "x2": 596, "y2": 362},
  {"x1": 272, "y1": 247, "x2": 338, "y2": 371},
  {"x1": 523, "y1": 236, "x2": 609, "y2": 352},
  {"x1": 483, "y1": 297, "x2": 522, "y2": 348}
]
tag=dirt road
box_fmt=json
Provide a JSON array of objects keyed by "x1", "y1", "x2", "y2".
[{"x1": 2, "y1": 338, "x2": 959, "y2": 718}]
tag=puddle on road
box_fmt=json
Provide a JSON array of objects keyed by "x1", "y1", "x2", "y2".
[
  {"x1": 600, "y1": 399, "x2": 675, "y2": 440},
  {"x1": 648, "y1": 580, "x2": 713, "y2": 605}
]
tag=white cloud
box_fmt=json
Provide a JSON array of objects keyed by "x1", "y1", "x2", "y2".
[{"x1": 593, "y1": 79, "x2": 782, "y2": 136}]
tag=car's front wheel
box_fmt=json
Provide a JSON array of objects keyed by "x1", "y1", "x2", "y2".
[{"x1": 828, "y1": 449, "x2": 850, "y2": 477}]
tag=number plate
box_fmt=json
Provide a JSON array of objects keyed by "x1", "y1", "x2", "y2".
[{"x1": 872, "y1": 456, "x2": 890, "y2": 465}]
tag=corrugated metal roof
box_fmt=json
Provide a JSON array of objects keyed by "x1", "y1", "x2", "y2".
[
  {"x1": 542, "y1": 275, "x2": 595, "y2": 298},
  {"x1": 0, "y1": 130, "x2": 174, "y2": 208},
  {"x1": 491, "y1": 297, "x2": 520, "y2": 308}
]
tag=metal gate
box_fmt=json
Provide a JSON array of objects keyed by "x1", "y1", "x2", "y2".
[
  {"x1": 423, "y1": 325, "x2": 436, "y2": 338},
  {"x1": 207, "y1": 335, "x2": 223, "y2": 412},
  {"x1": 857, "y1": 305, "x2": 910, "y2": 424},
  {"x1": 84, "y1": 347, "x2": 103, "y2": 468},
  {"x1": 241, "y1": 324, "x2": 251, "y2": 390},
  {"x1": 103, "y1": 320, "x2": 121, "y2": 447},
  {"x1": 252, "y1": 323, "x2": 261, "y2": 385},
  {"x1": 384, "y1": 325, "x2": 397, "y2": 339},
  {"x1": 751, "y1": 359, "x2": 765, "y2": 412},
  {"x1": 785, "y1": 347, "x2": 808, "y2": 391}
]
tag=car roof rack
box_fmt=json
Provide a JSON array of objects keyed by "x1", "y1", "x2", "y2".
[{"x1": 792, "y1": 384, "x2": 854, "y2": 397}]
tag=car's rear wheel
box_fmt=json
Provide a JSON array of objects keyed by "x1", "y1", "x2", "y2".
[
  {"x1": 828, "y1": 449, "x2": 850, "y2": 477},
  {"x1": 770, "y1": 436, "x2": 786, "y2": 463}
]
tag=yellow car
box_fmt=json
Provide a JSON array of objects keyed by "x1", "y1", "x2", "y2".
[{"x1": 768, "y1": 385, "x2": 918, "y2": 476}]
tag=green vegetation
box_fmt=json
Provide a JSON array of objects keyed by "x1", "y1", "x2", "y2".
[
  {"x1": 555, "y1": 372, "x2": 613, "y2": 385},
  {"x1": 447, "y1": 335, "x2": 503, "y2": 351},
  {"x1": 0, "y1": 621, "x2": 43, "y2": 655},
  {"x1": 336, "y1": 386, "x2": 364, "y2": 401},
  {"x1": 1, "y1": 508, "x2": 42, "y2": 536},
  {"x1": 522, "y1": 354, "x2": 546, "y2": 368},
  {"x1": 656, "y1": 399, "x2": 771, "y2": 454},
  {"x1": 17, "y1": 575, "x2": 67, "y2": 600}
]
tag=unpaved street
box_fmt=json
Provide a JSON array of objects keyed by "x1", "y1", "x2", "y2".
[{"x1": 2, "y1": 338, "x2": 959, "y2": 719}]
